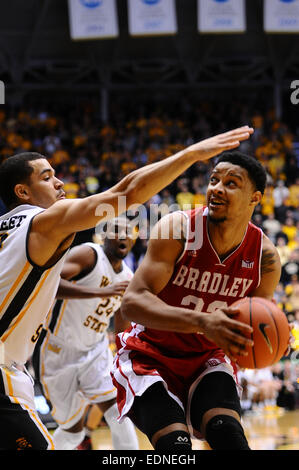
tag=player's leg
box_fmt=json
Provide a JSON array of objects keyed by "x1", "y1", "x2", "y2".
[
  {"x1": 0, "y1": 400, "x2": 55, "y2": 450},
  {"x1": 0, "y1": 365, "x2": 55, "y2": 450},
  {"x1": 189, "y1": 371, "x2": 250, "y2": 450},
  {"x1": 36, "y1": 343, "x2": 87, "y2": 450},
  {"x1": 129, "y1": 381, "x2": 192, "y2": 451},
  {"x1": 51, "y1": 413, "x2": 86, "y2": 450},
  {"x1": 97, "y1": 398, "x2": 139, "y2": 450},
  {"x1": 79, "y1": 340, "x2": 139, "y2": 450}
]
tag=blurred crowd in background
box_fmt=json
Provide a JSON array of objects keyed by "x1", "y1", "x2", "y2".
[{"x1": 0, "y1": 96, "x2": 299, "y2": 414}]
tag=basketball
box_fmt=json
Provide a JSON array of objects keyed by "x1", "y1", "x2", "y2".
[{"x1": 231, "y1": 297, "x2": 290, "y2": 369}]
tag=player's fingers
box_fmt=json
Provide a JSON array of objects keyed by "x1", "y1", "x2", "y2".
[
  {"x1": 225, "y1": 343, "x2": 247, "y2": 362},
  {"x1": 226, "y1": 329, "x2": 254, "y2": 349},
  {"x1": 220, "y1": 141, "x2": 241, "y2": 150},
  {"x1": 222, "y1": 126, "x2": 254, "y2": 137},
  {"x1": 223, "y1": 311, "x2": 253, "y2": 335},
  {"x1": 223, "y1": 307, "x2": 240, "y2": 317},
  {"x1": 219, "y1": 133, "x2": 251, "y2": 147}
]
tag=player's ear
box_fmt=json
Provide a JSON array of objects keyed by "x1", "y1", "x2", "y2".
[
  {"x1": 250, "y1": 190, "x2": 262, "y2": 207},
  {"x1": 14, "y1": 183, "x2": 30, "y2": 202}
]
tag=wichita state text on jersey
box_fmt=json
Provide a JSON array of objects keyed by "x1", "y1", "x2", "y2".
[{"x1": 44, "y1": 243, "x2": 133, "y2": 352}]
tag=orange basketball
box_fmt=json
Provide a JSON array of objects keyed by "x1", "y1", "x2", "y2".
[{"x1": 231, "y1": 297, "x2": 290, "y2": 369}]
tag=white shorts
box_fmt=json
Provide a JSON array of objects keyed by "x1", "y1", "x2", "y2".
[{"x1": 39, "y1": 333, "x2": 116, "y2": 429}]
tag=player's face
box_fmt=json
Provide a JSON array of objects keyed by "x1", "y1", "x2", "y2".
[
  {"x1": 24, "y1": 159, "x2": 65, "y2": 208},
  {"x1": 206, "y1": 162, "x2": 260, "y2": 223},
  {"x1": 104, "y1": 222, "x2": 134, "y2": 260}
]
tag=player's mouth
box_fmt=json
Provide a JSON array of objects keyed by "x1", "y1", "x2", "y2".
[
  {"x1": 118, "y1": 241, "x2": 128, "y2": 252},
  {"x1": 209, "y1": 197, "x2": 226, "y2": 208},
  {"x1": 57, "y1": 191, "x2": 66, "y2": 200}
]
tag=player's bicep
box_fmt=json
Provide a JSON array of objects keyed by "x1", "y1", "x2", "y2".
[
  {"x1": 129, "y1": 246, "x2": 175, "y2": 296},
  {"x1": 60, "y1": 245, "x2": 96, "y2": 280},
  {"x1": 60, "y1": 261, "x2": 82, "y2": 280},
  {"x1": 127, "y1": 215, "x2": 184, "y2": 296}
]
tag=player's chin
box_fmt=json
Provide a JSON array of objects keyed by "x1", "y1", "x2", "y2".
[
  {"x1": 117, "y1": 248, "x2": 129, "y2": 259},
  {"x1": 208, "y1": 211, "x2": 227, "y2": 224}
]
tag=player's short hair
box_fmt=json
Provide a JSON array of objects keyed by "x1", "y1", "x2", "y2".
[
  {"x1": 216, "y1": 151, "x2": 266, "y2": 195},
  {"x1": 0, "y1": 152, "x2": 46, "y2": 209}
]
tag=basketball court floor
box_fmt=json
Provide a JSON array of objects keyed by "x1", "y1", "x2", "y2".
[{"x1": 89, "y1": 407, "x2": 299, "y2": 451}]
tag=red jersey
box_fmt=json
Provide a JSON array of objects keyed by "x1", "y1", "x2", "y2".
[{"x1": 123, "y1": 207, "x2": 263, "y2": 356}]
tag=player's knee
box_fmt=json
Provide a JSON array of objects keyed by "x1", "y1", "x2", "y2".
[
  {"x1": 155, "y1": 430, "x2": 192, "y2": 452},
  {"x1": 52, "y1": 427, "x2": 85, "y2": 450},
  {"x1": 205, "y1": 414, "x2": 250, "y2": 450}
]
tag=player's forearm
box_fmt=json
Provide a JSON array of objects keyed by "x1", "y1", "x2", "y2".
[
  {"x1": 56, "y1": 279, "x2": 102, "y2": 299},
  {"x1": 121, "y1": 289, "x2": 206, "y2": 333},
  {"x1": 57, "y1": 148, "x2": 199, "y2": 234},
  {"x1": 110, "y1": 147, "x2": 199, "y2": 206}
]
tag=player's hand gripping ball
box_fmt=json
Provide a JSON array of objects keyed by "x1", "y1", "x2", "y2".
[{"x1": 231, "y1": 297, "x2": 290, "y2": 369}]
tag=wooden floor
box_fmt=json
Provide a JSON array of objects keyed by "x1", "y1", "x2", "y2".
[{"x1": 90, "y1": 407, "x2": 299, "y2": 451}]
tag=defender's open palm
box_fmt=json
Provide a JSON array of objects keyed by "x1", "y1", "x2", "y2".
[{"x1": 186, "y1": 126, "x2": 254, "y2": 161}]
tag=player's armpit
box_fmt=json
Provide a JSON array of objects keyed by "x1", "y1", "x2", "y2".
[{"x1": 114, "y1": 308, "x2": 130, "y2": 335}]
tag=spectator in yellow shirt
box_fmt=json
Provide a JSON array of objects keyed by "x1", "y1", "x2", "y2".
[{"x1": 282, "y1": 217, "x2": 297, "y2": 246}]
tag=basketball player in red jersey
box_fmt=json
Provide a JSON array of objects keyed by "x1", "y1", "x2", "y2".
[
  {"x1": 111, "y1": 152, "x2": 283, "y2": 451},
  {"x1": 0, "y1": 127, "x2": 255, "y2": 449}
]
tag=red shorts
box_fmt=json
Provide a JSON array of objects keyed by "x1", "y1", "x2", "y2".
[{"x1": 111, "y1": 325, "x2": 240, "y2": 439}]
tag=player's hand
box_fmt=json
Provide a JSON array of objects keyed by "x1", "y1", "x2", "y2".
[
  {"x1": 99, "y1": 281, "x2": 130, "y2": 298},
  {"x1": 185, "y1": 126, "x2": 254, "y2": 162},
  {"x1": 284, "y1": 322, "x2": 295, "y2": 356},
  {"x1": 200, "y1": 307, "x2": 254, "y2": 362}
]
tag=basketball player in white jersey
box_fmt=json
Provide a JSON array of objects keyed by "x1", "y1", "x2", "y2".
[
  {"x1": 0, "y1": 125, "x2": 254, "y2": 449},
  {"x1": 33, "y1": 217, "x2": 139, "y2": 450}
]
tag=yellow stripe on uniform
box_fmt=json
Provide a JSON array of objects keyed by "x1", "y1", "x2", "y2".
[
  {"x1": 2, "y1": 366, "x2": 19, "y2": 404},
  {"x1": 1, "y1": 268, "x2": 52, "y2": 342},
  {"x1": 0, "y1": 261, "x2": 31, "y2": 313},
  {"x1": 23, "y1": 403, "x2": 55, "y2": 450},
  {"x1": 88, "y1": 387, "x2": 116, "y2": 401},
  {"x1": 52, "y1": 399, "x2": 86, "y2": 427}
]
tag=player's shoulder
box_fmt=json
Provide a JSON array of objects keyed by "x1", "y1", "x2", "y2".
[
  {"x1": 261, "y1": 232, "x2": 279, "y2": 255},
  {"x1": 68, "y1": 242, "x2": 99, "y2": 266},
  {"x1": 150, "y1": 210, "x2": 186, "y2": 241}
]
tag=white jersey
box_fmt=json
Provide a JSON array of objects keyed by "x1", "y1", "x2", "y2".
[
  {"x1": 0, "y1": 204, "x2": 68, "y2": 366},
  {"x1": 45, "y1": 243, "x2": 133, "y2": 352}
]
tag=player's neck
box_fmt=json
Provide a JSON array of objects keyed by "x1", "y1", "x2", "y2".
[
  {"x1": 104, "y1": 248, "x2": 123, "y2": 273},
  {"x1": 207, "y1": 218, "x2": 249, "y2": 259}
]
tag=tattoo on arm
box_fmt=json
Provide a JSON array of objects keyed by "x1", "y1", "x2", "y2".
[{"x1": 261, "y1": 249, "x2": 277, "y2": 274}]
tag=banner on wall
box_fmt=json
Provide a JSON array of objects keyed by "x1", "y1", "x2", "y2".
[
  {"x1": 128, "y1": 0, "x2": 177, "y2": 36},
  {"x1": 198, "y1": 0, "x2": 246, "y2": 33},
  {"x1": 264, "y1": 0, "x2": 299, "y2": 33},
  {"x1": 68, "y1": 0, "x2": 119, "y2": 40}
]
